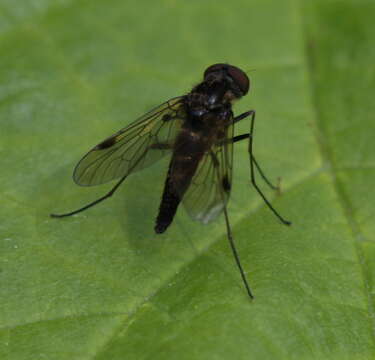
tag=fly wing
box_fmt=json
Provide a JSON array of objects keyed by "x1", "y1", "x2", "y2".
[
  {"x1": 73, "y1": 97, "x2": 185, "y2": 186},
  {"x1": 182, "y1": 123, "x2": 234, "y2": 224}
]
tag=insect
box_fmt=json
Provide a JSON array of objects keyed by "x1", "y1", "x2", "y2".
[{"x1": 51, "y1": 63, "x2": 291, "y2": 299}]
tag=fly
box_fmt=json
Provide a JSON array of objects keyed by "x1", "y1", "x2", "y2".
[{"x1": 51, "y1": 63, "x2": 292, "y2": 299}]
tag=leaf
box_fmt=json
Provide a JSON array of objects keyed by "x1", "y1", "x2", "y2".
[{"x1": 1, "y1": 0, "x2": 374, "y2": 359}]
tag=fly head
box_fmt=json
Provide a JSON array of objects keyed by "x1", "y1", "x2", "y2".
[{"x1": 202, "y1": 64, "x2": 250, "y2": 106}]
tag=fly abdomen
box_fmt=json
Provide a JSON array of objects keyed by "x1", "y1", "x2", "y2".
[
  {"x1": 155, "y1": 150, "x2": 203, "y2": 233},
  {"x1": 154, "y1": 175, "x2": 181, "y2": 234}
]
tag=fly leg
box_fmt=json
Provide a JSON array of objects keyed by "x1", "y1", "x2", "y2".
[
  {"x1": 233, "y1": 111, "x2": 279, "y2": 191},
  {"x1": 233, "y1": 134, "x2": 279, "y2": 191},
  {"x1": 50, "y1": 174, "x2": 129, "y2": 218},
  {"x1": 50, "y1": 143, "x2": 171, "y2": 218},
  {"x1": 210, "y1": 151, "x2": 254, "y2": 299},
  {"x1": 233, "y1": 110, "x2": 291, "y2": 226}
]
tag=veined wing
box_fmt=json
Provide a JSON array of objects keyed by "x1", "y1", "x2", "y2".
[
  {"x1": 73, "y1": 97, "x2": 185, "y2": 186},
  {"x1": 182, "y1": 123, "x2": 234, "y2": 224}
]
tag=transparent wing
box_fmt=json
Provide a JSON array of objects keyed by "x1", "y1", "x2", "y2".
[
  {"x1": 182, "y1": 123, "x2": 234, "y2": 224},
  {"x1": 73, "y1": 97, "x2": 185, "y2": 186}
]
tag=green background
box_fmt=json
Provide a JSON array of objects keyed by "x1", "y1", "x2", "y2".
[{"x1": 1, "y1": 0, "x2": 374, "y2": 359}]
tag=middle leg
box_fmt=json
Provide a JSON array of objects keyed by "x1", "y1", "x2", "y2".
[{"x1": 233, "y1": 134, "x2": 279, "y2": 191}]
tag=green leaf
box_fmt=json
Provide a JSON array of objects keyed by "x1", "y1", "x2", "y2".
[{"x1": 1, "y1": 0, "x2": 374, "y2": 359}]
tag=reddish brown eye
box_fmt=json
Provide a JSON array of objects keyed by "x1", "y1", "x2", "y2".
[
  {"x1": 204, "y1": 63, "x2": 227, "y2": 78},
  {"x1": 227, "y1": 66, "x2": 249, "y2": 95}
]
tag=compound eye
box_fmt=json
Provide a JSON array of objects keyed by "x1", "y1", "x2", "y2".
[
  {"x1": 227, "y1": 66, "x2": 250, "y2": 95},
  {"x1": 203, "y1": 64, "x2": 250, "y2": 95},
  {"x1": 204, "y1": 63, "x2": 226, "y2": 78}
]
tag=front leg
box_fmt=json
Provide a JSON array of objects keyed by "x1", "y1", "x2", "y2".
[{"x1": 234, "y1": 110, "x2": 291, "y2": 226}]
